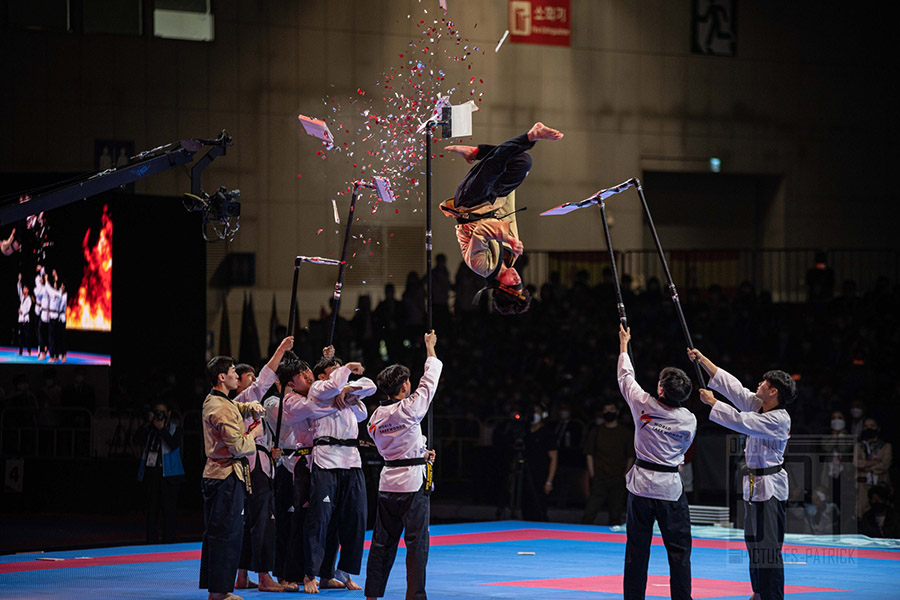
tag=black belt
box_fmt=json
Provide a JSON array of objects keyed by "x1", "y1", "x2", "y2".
[
  {"x1": 743, "y1": 463, "x2": 784, "y2": 476},
  {"x1": 635, "y1": 458, "x2": 679, "y2": 473},
  {"x1": 314, "y1": 437, "x2": 359, "y2": 448},
  {"x1": 281, "y1": 446, "x2": 312, "y2": 458},
  {"x1": 384, "y1": 457, "x2": 427, "y2": 467}
]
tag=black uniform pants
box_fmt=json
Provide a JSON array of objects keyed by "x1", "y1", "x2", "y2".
[
  {"x1": 304, "y1": 465, "x2": 366, "y2": 578},
  {"x1": 364, "y1": 483, "x2": 430, "y2": 600},
  {"x1": 38, "y1": 319, "x2": 49, "y2": 354},
  {"x1": 199, "y1": 473, "x2": 245, "y2": 594},
  {"x1": 744, "y1": 498, "x2": 786, "y2": 600},
  {"x1": 283, "y1": 463, "x2": 312, "y2": 582},
  {"x1": 17, "y1": 321, "x2": 32, "y2": 354},
  {"x1": 49, "y1": 319, "x2": 61, "y2": 358},
  {"x1": 238, "y1": 463, "x2": 275, "y2": 573},
  {"x1": 272, "y1": 464, "x2": 294, "y2": 579},
  {"x1": 623, "y1": 491, "x2": 692, "y2": 600},
  {"x1": 454, "y1": 133, "x2": 534, "y2": 209}
]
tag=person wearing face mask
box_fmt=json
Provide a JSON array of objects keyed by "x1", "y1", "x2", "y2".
[
  {"x1": 803, "y1": 486, "x2": 839, "y2": 535},
  {"x1": 856, "y1": 417, "x2": 892, "y2": 518},
  {"x1": 136, "y1": 401, "x2": 184, "y2": 544},
  {"x1": 549, "y1": 401, "x2": 583, "y2": 509},
  {"x1": 521, "y1": 400, "x2": 559, "y2": 522},
  {"x1": 817, "y1": 410, "x2": 856, "y2": 532},
  {"x1": 847, "y1": 400, "x2": 866, "y2": 438},
  {"x1": 688, "y1": 346, "x2": 796, "y2": 600},
  {"x1": 859, "y1": 486, "x2": 900, "y2": 539},
  {"x1": 819, "y1": 410, "x2": 853, "y2": 457},
  {"x1": 581, "y1": 401, "x2": 634, "y2": 525}
]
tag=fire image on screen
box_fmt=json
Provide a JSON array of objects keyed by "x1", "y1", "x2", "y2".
[{"x1": 66, "y1": 205, "x2": 112, "y2": 331}]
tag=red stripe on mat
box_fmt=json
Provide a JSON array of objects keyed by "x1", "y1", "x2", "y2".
[{"x1": 3, "y1": 529, "x2": 897, "y2": 574}]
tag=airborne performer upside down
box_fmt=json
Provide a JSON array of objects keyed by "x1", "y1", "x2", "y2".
[{"x1": 440, "y1": 122, "x2": 563, "y2": 315}]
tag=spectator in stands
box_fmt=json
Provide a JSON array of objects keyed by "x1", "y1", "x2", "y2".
[
  {"x1": 857, "y1": 417, "x2": 892, "y2": 517},
  {"x1": 375, "y1": 283, "x2": 404, "y2": 363},
  {"x1": 522, "y1": 401, "x2": 559, "y2": 521},
  {"x1": 431, "y1": 253, "x2": 453, "y2": 335},
  {"x1": 351, "y1": 294, "x2": 380, "y2": 370},
  {"x1": 806, "y1": 251, "x2": 835, "y2": 303},
  {"x1": 803, "y1": 486, "x2": 840, "y2": 535},
  {"x1": 859, "y1": 486, "x2": 900, "y2": 539},
  {"x1": 136, "y1": 401, "x2": 185, "y2": 544},
  {"x1": 847, "y1": 399, "x2": 866, "y2": 438},
  {"x1": 581, "y1": 401, "x2": 634, "y2": 526}
]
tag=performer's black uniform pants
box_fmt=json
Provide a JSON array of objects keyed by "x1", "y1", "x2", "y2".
[
  {"x1": 49, "y1": 319, "x2": 61, "y2": 358},
  {"x1": 272, "y1": 464, "x2": 295, "y2": 580},
  {"x1": 284, "y1": 462, "x2": 315, "y2": 582},
  {"x1": 17, "y1": 321, "x2": 31, "y2": 354},
  {"x1": 199, "y1": 473, "x2": 245, "y2": 594},
  {"x1": 454, "y1": 133, "x2": 534, "y2": 209},
  {"x1": 364, "y1": 482, "x2": 430, "y2": 600},
  {"x1": 744, "y1": 498, "x2": 786, "y2": 600},
  {"x1": 238, "y1": 460, "x2": 275, "y2": 573},
  {"x1": 38, "y1": 319, "x2": 49, "y2": 354},
  {"x1": 623, "y1": 491, "x2": 692, "y2": 600},
  {"x1": 304, "y1": 465, "x2": 366, "y2": 578}
]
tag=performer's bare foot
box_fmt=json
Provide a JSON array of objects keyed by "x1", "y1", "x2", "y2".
[
  {"x1": 318, "y1": 578, "x2": 345, "y2": 589},
  {"x1": 527, "y1": 122, "x2": 564, "y2": 142},
  {"x1": 234, "y1": 569, "x2": 257, "y2": 589},
  {"x1": 209, "y1": 593, "x2": 242, "y2": 600},
  {"x1": 303, "y1": 576, "x2": 319, "y2": 594},
  {"x1": 341, "y1": 576, "x2": 362, "y2": 591},
  {"x1": 445, "y1": 145, "x2": 478, "y2": 163},
  {"x1": 257, "y1": 573, "x2": 284, "y2": 592}
]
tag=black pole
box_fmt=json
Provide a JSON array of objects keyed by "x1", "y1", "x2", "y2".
[
  {"x1": 597, "y1": 199, "x2": 634, "y2": 364},
  {"x1": 632, "y1": 178, "x2": 706, "y2": 386},
  {"x1": 424, "y1": 124, "x2": 434, "y2": 454},
  {"x1": 425, "y1": 128, "x2": 434, "y2": 334},
  {"x1": 329, "y1": 182, "x2": 361, "y2": 347},
  {"x1": 275, "y1": 258, "x2": 302, "y2": 445}
]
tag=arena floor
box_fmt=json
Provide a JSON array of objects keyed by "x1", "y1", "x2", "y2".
[{"x1": 2, "y1": 521, "x2": 899, "y2": 599}]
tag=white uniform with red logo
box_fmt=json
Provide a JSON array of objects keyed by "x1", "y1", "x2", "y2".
[{"x1": 618, "y1": 353, "x2": 697, "y2": 501}]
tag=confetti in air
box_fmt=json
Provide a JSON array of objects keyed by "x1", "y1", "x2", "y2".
[{"x1": 297, "y1": 3, "x2": 489, "y2": 283}]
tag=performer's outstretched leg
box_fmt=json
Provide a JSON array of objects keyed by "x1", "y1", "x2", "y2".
[{"x1": 448, "y1": 122, "x2": 563, "y2": 209}]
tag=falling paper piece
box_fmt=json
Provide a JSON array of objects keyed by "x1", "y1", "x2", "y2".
[
  {"x1": 373, "y1": 175, "x2": 397, "y2": 203},
  {"x1": 298, "y1": 114, "x2": 334, "y2": 144},
  {"x1": 447, "y1": 100, "x2": 479, "y2": 137},
  {"x1": 332, "y1": 199, "x2": 341, "y2": 224},
  {"x1": 496, "y1": 29, "x2": 509, "y2": 52},
  {"x1": 439, "y1": 0, "x2": 447, "y2": 9}
]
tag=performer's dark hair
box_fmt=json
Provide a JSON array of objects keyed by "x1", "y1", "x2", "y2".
[
  {"x1": 313, "y1": 356, "x2": 343, "y2": 380},
  {"x1": 377, "y1": 364, "x2": 411, "y2": 397},
  {"x1": 234, "y1": 363, "x2": 256, "y2": 378},
  {"x1": 493, "y1": 288, "x2": 532, "y2": 315},
  {"x1": 658, "y1": 367, "x2": 692, "y2": 406},
  {"x1": 763, "y1": 369, "x2": 796, "y2": 406},
  {"x1": 276, "y1": 351, "x2": 310, "y2": 386},
  {"x1": 206, "y1": 356, "x2": 235, "y2": 386}
]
